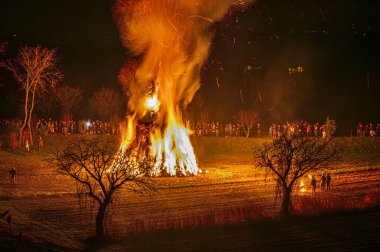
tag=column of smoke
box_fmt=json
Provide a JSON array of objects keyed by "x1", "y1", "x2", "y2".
[{"x1": 113, "y1": 0, "x2": 253, "y2": 175}]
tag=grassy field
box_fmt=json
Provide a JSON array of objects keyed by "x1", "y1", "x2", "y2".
[{"x1": 0, "y1": 135, "x2": 380, "y2": 251}]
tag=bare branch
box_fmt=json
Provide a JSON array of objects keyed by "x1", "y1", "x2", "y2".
[
  {"x1": 48, "y1": 137, "x2": 155, "y2": 237},
  {"x1": 255, "y1": 134, "x2": 339, "y2": 216}
]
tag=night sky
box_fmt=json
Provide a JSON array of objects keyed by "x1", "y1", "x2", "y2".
[{"x1": 1, "y1": 0, "x2": 380, "y2": 133}]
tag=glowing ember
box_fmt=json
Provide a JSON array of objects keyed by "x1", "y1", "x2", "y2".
[
  {"x1": 299, "y1": 181, "x2": 306, "y2": 192},
  {"x1": 114, "y1": 0, "x2": 253, "y2": 176},
  {"x1": 145, "y1": 95, "x2": 160, "y2": 112}
]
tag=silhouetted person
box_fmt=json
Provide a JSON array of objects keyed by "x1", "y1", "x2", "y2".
[
  {"x1": 38, "y1": 136, "x2": 44, "y2": 151},
  {"x1": 326, "y1": 174, "x2": 331, "y2": 190},
  {"x1": 9, "y1": 167, "x2": 16, "y2": 184},
  {"x1": 25, "y1": 139, "x2": 30, "y2": 152},
  {"x1": 321, "y1": 174, "x2": 326, "y2": 190},
  {"x1": 311, "y1": 176, "x2": 317, "y2": 194}
]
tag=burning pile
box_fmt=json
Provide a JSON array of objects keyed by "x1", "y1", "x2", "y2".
[{"x1": 113, "y1": 0, "x2": 252, "y2": 176}]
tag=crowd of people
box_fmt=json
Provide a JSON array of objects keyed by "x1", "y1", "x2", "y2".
[
  {"x1": 1, "y1": 118, "x2": 380, "y2": 139},
  {"x1": 268, "y1": 121, "x2": 330, "y2": 138},
  {"x1": 310, "y1": 174, "x2": 332, "y2": 194},
  {"x1": 0, "y1": 119, "x2": 118, "y2": 135},
  {"x1": 356, "y1": 123, "x2": 380, "y2": 137},
  {"x1": 190, "y1": 120, "x2": 333, "y2": 138},
  {"x1": 190, "y1": 122, "x2": 255, "y2": 137}
]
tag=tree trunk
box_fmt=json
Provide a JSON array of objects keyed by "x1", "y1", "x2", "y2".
[
  {"x1": 245, "y1": 127, "x2": 250, "y2": 138},
  {"x1": 27, "y1": 88, "x2": 37, "y2": 146},
  {"x1": 280, "y1": 187, "x2": 292, "y2": 217},
  {"x1": 19, "y1": 90, "x2": 30, "y2": 146},
  {"x1": 95, "y1": 200, "x2": 110, "y2": 239},
  {"x1": 27, "y1": 121, "x2": 33, "y2": 146}
]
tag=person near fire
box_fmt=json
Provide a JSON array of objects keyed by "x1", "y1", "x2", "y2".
[
  {"x1": 320, "y1": 174, "x2": 326, "y2": 190},
  {"x1": 326, "y1": 174, "x2": 331, "y2": 190},
  {"x1": 311, "y1": 176, "x2": 317, "y2": 194},
  {"x1": 38, "y1": 136, "x2": 44, "y2": 151},
  {"x1": 9, "y1": 167, "x2": 16, "y2": 184}
]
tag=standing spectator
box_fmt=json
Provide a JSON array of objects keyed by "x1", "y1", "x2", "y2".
[
  {"x1": 357, "y1": 123, "x2": 363, "y2": 137},
  {"x1": 326, "y1": 174, "x2": 331, "y2": 190},
  {"x1": 268, "y1": 125, "x2": 273, "y2": 138},
  {"x1": 38, "y1": 136, "x2": 44, "y2": 151},
  {"x1": 272, "y1": 124, "x2": 277, "y2": 138},
  {"x1": 9, "y1": 167, "x2": 16, "y2": 184},
  {"x1": 311, "y1": 176, "x2": 317, "y2": 194},
  {"x1": 257, "y1": 123, "x2": 261, "y2": 137},
  {"x1": 320, "y1": 174, "x2": 326, "y2": 190},
  {"x1": 369, "y1": 124, "x2": 376, "y2": 137},
  {"x1": 314, "y1": 123, "x2": 319, "y2": 137},
  {"x1": 25, "y1": 140, "x2": 30, "y2": 152},
  {"x1": 321, "y1": 125, "x2": 327, "y2": 138}
]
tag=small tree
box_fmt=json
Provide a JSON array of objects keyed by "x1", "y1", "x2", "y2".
[
  {"x1": 235, "y1": 109, "x2": 259, "y2": 138},
  {"x1": 5, "y1": 46, "x2": 62, "y2": 146},
  {"x1": 256, "y1": 135, "x2": 338, "y2": 217},
  {"x1": 54, "y1": 85, "x2": 83, "y2": 121},
  {"x1": 89, "y1": 88, "x2": 123, "y2": 121},
  {"x1": 50, "y1": 138, "x2": 154, "y2": 239},
  {"x1": 326, "y1": 116, "x2": 336, "y2": 138}
]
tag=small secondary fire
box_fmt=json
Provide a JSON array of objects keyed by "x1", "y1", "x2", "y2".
[{"x1": 113, "y1": 0, "x2": 253, "y2": 176}]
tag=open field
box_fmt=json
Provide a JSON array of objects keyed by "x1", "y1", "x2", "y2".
[{"x1": 0, "y1": 135, "x2": 380, "y2": 251}]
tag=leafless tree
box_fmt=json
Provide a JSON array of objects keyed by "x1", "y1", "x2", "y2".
[
  {"x1": 89, "y1": 88, "x2": 123, "y2": 121},
  {"x1": 54, "y1": 85, "x2": 83, "y2": 121},
  {"x1": 255, "y1": 135, "x2": 339, "y2": 217},
  {"x1": 235, "y1": 109, "x2": 259, "y2": 137},
  {"x1": 5, "y1": 46, "x2": 62, "y2": 146},
  {"x1": 50, "y1": 138, "x2": 155, "y2": 239}
]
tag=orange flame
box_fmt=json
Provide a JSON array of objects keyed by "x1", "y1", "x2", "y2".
[{"x1": 114, "y1": 0, "x2": 253, "y2": 175}]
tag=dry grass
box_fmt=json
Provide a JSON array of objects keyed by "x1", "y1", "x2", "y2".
[{"x1": 0, "y1": 135, "x2": 380, "y2": 250}]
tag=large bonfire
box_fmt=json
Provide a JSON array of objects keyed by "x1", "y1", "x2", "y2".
[{"x1": 113, "y1": 0, "x2": 251, "y2": 176}]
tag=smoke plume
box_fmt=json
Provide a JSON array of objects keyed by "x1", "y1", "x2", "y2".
[{"x1": 114, "y1": 0, "x2": 253, "y2": 122}]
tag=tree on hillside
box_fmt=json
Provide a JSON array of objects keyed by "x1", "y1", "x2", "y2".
[
  {"x1": 5, "y1": 46, "x2": 62, "y2": 146},
  {"x1": 54, "y1": 85, "x2": 83, "y2": 121},
  {"x1": 89, "y1": 88, "x2": 123, "y2": 121},
  {"x1": 235, "y1": 109, "x2": 259, "y2": 138},
  {"x1": 50, "y1": 138, "x2": 155, "y2": 239},
  {"x1": 255, "y1": 135, "x2": 338, "y2": 217}
]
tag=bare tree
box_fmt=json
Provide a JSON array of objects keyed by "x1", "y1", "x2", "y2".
[
  {"x1": 50, "y1": 138, "x2": 154, "y2": 239},
  {"x1": 256, "y1": 135, "x2": 338, "y2": 217},
  {"x1": 54, "y1": 85, "x2": 83, "y2": 121},
  {"x1": 235, "y1": 109, "x2": 259, "y2": 137},
  {"x1": 89, "y1": 88, "x2": 123, "y2": 121},
  {"x1": 5, "y1": 46, "x2": 62, "y2": 146}
]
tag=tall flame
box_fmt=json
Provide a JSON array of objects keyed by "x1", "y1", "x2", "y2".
[{"x1": 113, "y1": 0, "x2": 253, "y2": 175}]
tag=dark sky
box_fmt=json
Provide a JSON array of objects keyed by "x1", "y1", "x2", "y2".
[{"x1": 1, "y1": 0, "x2": 380, "y2": 132}]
